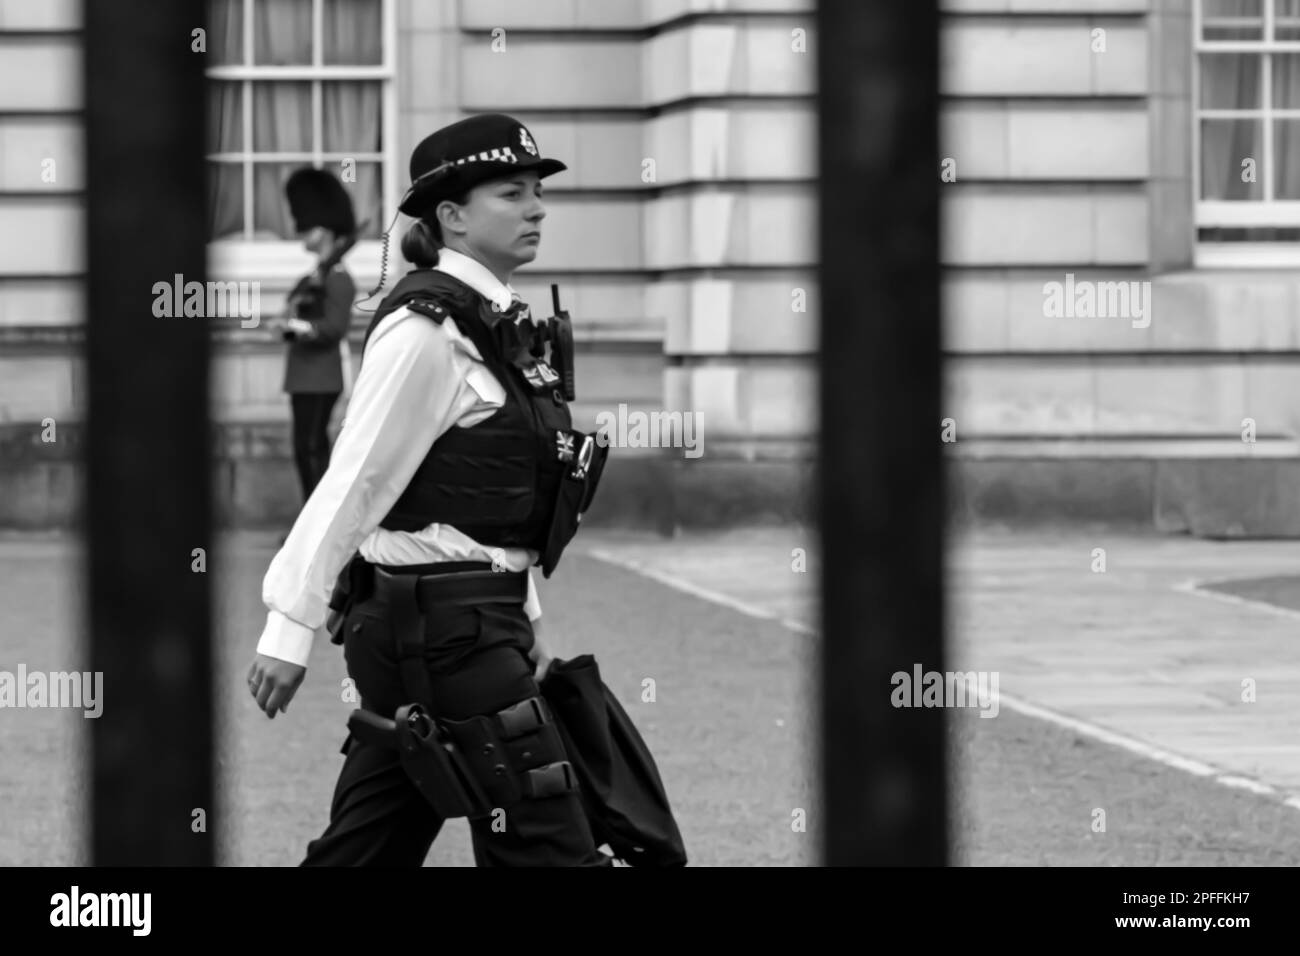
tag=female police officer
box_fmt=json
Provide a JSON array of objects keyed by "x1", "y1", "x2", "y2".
[{"x1": 245, "y1": 113, "x2": 611, "y2": 867}]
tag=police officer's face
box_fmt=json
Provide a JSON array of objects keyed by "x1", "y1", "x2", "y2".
[{"x1": 443, "y1": 171, "x2": 546, "y2": 271}]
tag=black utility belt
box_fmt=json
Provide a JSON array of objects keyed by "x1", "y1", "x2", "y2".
[
  {"x1": 326, "y1": 557, "x2": 527, "y2": 645},
  {"x1": 371, "y1": 564, "x2": 527, "y2": 610}
]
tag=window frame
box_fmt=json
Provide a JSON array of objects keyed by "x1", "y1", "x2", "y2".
[
  {"x1": 1193, "y1": 0, "x2": 1300, "y2": 224},
  {"x1": 205, "y1": 0, "x2": 397, "y2": 281}
]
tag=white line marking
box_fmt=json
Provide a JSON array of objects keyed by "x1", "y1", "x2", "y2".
[
  {"x1": 586, "y1": 549, "x2": 787, "y2": 625},
  {"x1": 1174, "y1": 576, "x2": 1300, "y2": 622},
  {"x1": 586, "y1": 549, "x2": 1300, "y2": 812},
  {"x1": 1215, "y1": 776, "x2": 1279, "y2": 796}
]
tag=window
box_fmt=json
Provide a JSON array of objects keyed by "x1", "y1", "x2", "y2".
[
  {"x1": 1195, "y1": 0, "x2": 1300, "y2": 243},
  {"x1": 205, "y1": 0, "x2": 393, "y2": 244}
]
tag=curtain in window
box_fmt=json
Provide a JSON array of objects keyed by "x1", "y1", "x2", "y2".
[
  {"x1": 208, "y1": 80, "x2": 244, "y2": 239},
  {"x1": 255, "y1": 0, "x2": 312, "y2": 65},
  {"x1": 208, "y1": 0, "x2": 244, "y2": 64},
  {"x1": 322, "y1": 80, "x2": 383, "y2": 238},
  {"x1": 1201, "y1": 0, "x2": 1300, "y2": 201},
  {"x1": 208, "y1": 0, "x2": 245, "y2": 238},
  {"x1": 1200, "y1": 52, "x2": 1261, "y2": 200},
  {"x1": 324, "y1": 0, "x2": 382, "y2": 65},
  {"x1": 1274, "y1": 1, "x2": 1300, "y2": 197},
  {"x1": 1201, "y1": 1, "x2": 1263, "y2": 200},
  {"x1": 324, "y1": 0, "x2": 384, "y2": 239},
  {"x1": 206, "y1": 0, "x2": 383, "y2": 240}
]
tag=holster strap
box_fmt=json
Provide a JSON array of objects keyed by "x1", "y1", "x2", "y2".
[{"x1": 385, "y1": 572, "x2": 436, "y2": 715}]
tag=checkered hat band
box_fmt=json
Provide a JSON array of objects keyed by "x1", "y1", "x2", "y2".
[
  {"x1": 412, "y1": 145, "x2": 526, "y2": 188},
  {"x1": 453, "y1": 146, "x2": 518, "y2": 167}
]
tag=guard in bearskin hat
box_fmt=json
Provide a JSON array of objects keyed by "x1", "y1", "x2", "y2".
[{"x1": 275, "y1": 167, "x2": 358, "y2": 505}]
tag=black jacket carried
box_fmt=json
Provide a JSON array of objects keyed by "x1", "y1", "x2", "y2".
[{"x1": 539, "y1": 654, "x2": 688, "y2": 866}]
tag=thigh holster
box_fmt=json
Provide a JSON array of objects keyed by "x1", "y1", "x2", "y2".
[
  {"x1": 342, "y1": 565, "x2": 579, "y2": 820},
  {"x1": 393, "y1": 705, "x2": 494, "y2": 820},
  {"x1": 348, "y1": 695, "x2": 578, "y2": 822}
]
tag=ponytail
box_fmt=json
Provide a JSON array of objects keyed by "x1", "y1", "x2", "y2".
[{"x1": 401, "y1": 219, "x2": 441, "y2": 268}]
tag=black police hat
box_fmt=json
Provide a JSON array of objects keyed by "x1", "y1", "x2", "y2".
[
  {"x1": 398, "y1": 113, "x2": 567, "y2": 220},
  {"x1": 284, "y1": 167, "x2": 357, "y2": 236}
]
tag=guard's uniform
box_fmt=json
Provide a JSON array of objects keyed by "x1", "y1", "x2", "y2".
[{"x1": 281, "y1": 168, "x2": 358, "y2": 501}]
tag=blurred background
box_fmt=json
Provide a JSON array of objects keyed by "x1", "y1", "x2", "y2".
[
  {"x1": 10, "y1": 1, "x2": 1300, "y2": 537},
  {"x1": 5, "y1": 0, "x2": 1300, "y2": 870},
  {"x1": 942, "y1": 0, "x2": 1300, "y2": 537},
  {"x1": 0, "y1": 0, "x2": 817, "y2": 535}
]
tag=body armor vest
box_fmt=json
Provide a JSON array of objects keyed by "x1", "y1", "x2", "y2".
[{"x1": 361, "y1": 268, "x2": 605, "y2": 575}]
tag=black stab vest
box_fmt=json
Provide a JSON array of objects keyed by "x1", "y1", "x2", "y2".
[{"x1": 361, "y1": 268, "x2": 574, "y2": 553}]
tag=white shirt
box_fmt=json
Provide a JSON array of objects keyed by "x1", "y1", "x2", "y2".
[{"x1": 255, "y1": 247, "x2": 544, "y2": 669}]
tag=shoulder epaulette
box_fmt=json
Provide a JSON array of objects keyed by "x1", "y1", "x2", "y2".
[{"x1": 405, "y1": 299, "x2": 449, "y2": 323}]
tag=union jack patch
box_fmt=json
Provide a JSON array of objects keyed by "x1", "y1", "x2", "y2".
[
  {"x1": 555, "y1": 431, "x2": 575, "y2": 462},
  {"x1": 523, "y1": 360, "x2": 560, "y2": 390}
]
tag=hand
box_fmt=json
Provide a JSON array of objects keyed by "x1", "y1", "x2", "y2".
[
  {"x1": 527, "y1": 620, "x2": 553, "y2": 682},
  {"x1": 247, "y1": 653, "x2": 306, "y2": 719},
  {"x1": 284, "y1": 318, "x2": 315, "y2": 339}
]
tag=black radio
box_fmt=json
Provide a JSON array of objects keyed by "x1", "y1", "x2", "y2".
[{"x1": 523, "y1": 283, "x2": 576, "y2": 403}]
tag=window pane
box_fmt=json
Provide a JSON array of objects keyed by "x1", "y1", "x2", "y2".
[
  {"x1": 207, "y1": 0, "x2": 245, "y2": 64},
  {"x1": 1199, "y1": 53, "x2": 1262, "y2": 109},
  {"x1": 323, "y1": 0, "x2": 382, "y2": 65},
  {"x1": 1277, "y1": 0, "x2": 1300, "y2": 41},
  {"x1": 252, "y1": 82, "x2": 312, "y2": 152},
  {"x1": 1203, "y1": 0, "x2": 1264, "y2": 41},
  {"x1": 1201, "y1": 118, "x2": 1263, "y2": 199},
  {"x1": 253, "y1": 162, "x2": 305, "y2": 239},
  {"x1": 1275, "y1": 119, "x2": 1300, "y2": 196},
  {"x1": 208, "y1": 162, "x2": 245, "y2": 240},
  {"x1": 342, "y1": 162, "x2": 383, "y2": 239},
  {"x1": 253, "y1": 0, "x2": 312, "y2": 66},
  {"x1": 209, "y1": 81, "x2": 243, "y2": 153},
  {"x1": 322, "y1": 81, "x2": 382, "y2": 152},
  {"x1": 1273, "y1": 53, "x2": 1300, "y2": 107}
]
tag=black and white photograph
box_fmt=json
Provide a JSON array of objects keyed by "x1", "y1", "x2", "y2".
[{"x1": 0, "y1": 0, "x2": 1282, "y2": 929}]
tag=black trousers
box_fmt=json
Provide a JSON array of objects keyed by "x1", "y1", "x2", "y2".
[
  {"x1": 300, "y1": 578, "x2": 608, "y2": 867},
  {"x1": 290, "y1": 392, "x2": 339, "y2": 501}
]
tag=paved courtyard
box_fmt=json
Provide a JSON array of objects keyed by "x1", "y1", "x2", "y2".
[{"x1": 3, "y1": 523, "x2": 1300, "y2": 865}]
